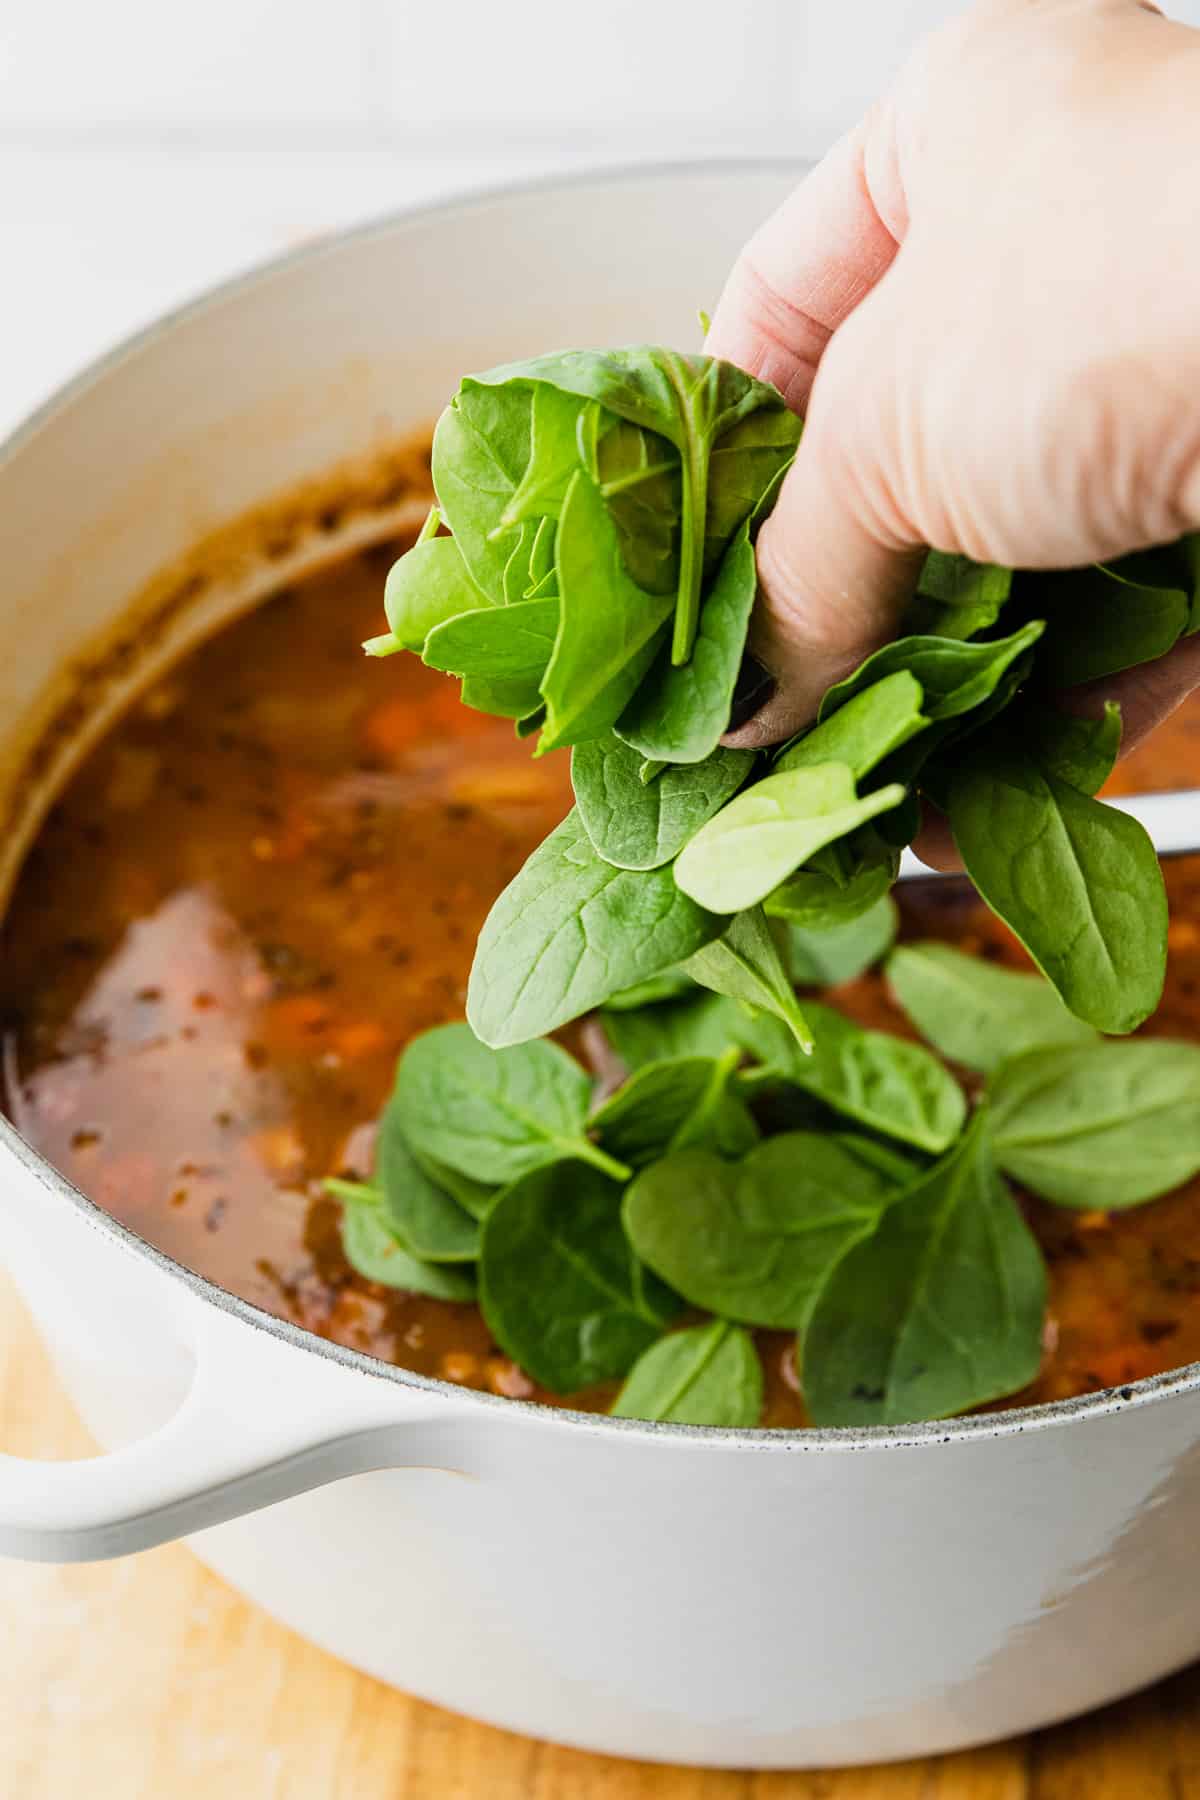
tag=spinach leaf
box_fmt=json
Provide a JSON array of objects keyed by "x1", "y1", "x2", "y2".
[
  {"x1": 406, "y1": 1148, "x2": 495, "y2": 1222},
  {"x1": 391, "y1": 1022, "x2": 628, "y2": 1185},
  {"x1": 763, "y1": 830, "x2": 899, "y2": 929},
  {"x1": 988, "y1": 1039, "x2": 1200, "y2": 1208},
  {"x1": 480, "y1": 1159, "x2": 677, "y2": 1391},
  {"x1": 469, "y1": 348, "x2": 794, "y2": 663},
  {"x1": 913, "y1": 552, "x2": 1012, "y2": 639},
  {"x1": 571, "y1": 734, "x2": 753, "y2": 871},
  {"x1": 538, "y1": 469, "x2": 673, "y2": 753},
  {"x1": 615, "y1": 456, "x2": 791, "y2": 764},
  {"x1": 673, "y1": 764, "x2": 906, "y2": 915},
  {"x1": 887, "y1": 942, "x2": 1098, "y2": 1074},
  {"x1": 375, "y1": 1105, "x2": 480, "y2": 1261},
  {"x1": 592, "y1": 415, "x2": 682, "y2": 596},
  {"x1": 776, "y1": 672, "x2": 928, "y2": 781},
  {"x1": 615, "y1": 520, "x2": 758, "y2": 764},
  {"x1": 467, "y1": 809, "x2": 724, "y2": 1047},
  {"x1": 460, "y1": 671, "x2": 548, "y2": 721},
  {"x1": 603, "y1": 968, "x2": 698, "y2": 1011},
  {"x1": 703, "y1": 409, "x2": 800, "y2": 565},
  {"x1": 591, "y1": 1049, "x2": 757, "y2": 1167},
  {"x1": 1187, "y1": 533, "x2": 1200, "y2": 632},
  {"x1": 601, "y1": 989, "x2": 747, "y2": 1071},
  {"x1": 515, "y1": 704, "x2": 546, "y2": 739},
  {"x1": 431, "y1": 381, "x2": 537, "y2": 603},
  {"x1": 682, "y1": 906, "x2": 813, "y2": 1052},
  {"x1": 423, "y1": 596, "x2": 560, "y2": 721},
  {"x1": 803, "y1": 1115, "x2": 1046, "y2": 1426},
  {"x1": 501, "y1": 519, "x2": 546, "y2": 604},
  {"x1": 738, "y1": 1001, "x2": 966, "y2": 1153},
  {"x1": 527, "y1": 514, "x2": 557, "y2": 592},
  {"x1": 424, "y1": 597, "x2": 559, "y2": 678},
  {"x1": 380, "y1": 534, "x2": 493, "y2": 654},
  {"x1": 333, "y1": 1183, "x2": 478, "y2": 1300},
  {"x1": 1021, "y1": 699, "x2": 1122, "y2": 796},
  {"x1": 1035, "y1": 562, "x2": 1189, "y2": 687},
  {"x1": 611, "y1": 1320, "x2": 763, "y2": 1426},
  {"x1": 785, "y1": 895, "x2": 899, "y2": 988},
  {"x1": 817, "y1": 622, "x2": 1044, "y2": 725},
  {"x1": 623, "y1": 1133, "x2": 898, "y2": 1330},
  {"x1": 831, "y1": 1134, "x2": 923, "y2": 1187},
  {"x1": 947, "y1": 734, "x2": 1167, "y2": 1033},
  {"x1": 499, "y1": 381, "x2": 591, "y2": 529}
]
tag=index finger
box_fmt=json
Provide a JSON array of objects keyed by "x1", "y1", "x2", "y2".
[{"x1": 705, "y1": 110, "x2": 905, "y2": 412}]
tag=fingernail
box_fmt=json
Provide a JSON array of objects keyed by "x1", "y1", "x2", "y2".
[{"x1": 727, "y1": 653, "x2": 776, "y2": 731}]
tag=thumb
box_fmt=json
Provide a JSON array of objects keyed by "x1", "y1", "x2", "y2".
[{"x1": 723, "y1": 292, "x2": 924, "y2": 747}]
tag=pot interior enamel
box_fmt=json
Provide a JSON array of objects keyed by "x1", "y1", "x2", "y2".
[{"x1": 4, "y1": 164, "x2": 1200, "y2": 1769}]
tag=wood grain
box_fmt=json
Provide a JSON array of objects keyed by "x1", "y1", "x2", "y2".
[{"x1": 2, "y1": 1267, "x2": 1198, "y2": 1800}]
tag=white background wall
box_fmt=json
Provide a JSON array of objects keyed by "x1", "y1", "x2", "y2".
[{"x1": 1, "y1": 0, "x2": 1198, "y2": 434}]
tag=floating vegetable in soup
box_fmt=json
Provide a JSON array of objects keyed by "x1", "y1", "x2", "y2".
[{"x1": 5, "y1": 527, "x2": 1200, "y2": 1427}]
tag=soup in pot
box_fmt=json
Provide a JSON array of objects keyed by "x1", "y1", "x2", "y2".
[{"x1": 4, "y1": 519, "x2": 1200, "y2": 1426}]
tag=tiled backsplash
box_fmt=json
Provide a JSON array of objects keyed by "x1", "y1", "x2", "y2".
[
  {"x1": 3, "y1": 1, "x2": 1198, "y2": 148},
  {"x1": 1, "y1": 0, "x2": 1197, "y2": 434}
]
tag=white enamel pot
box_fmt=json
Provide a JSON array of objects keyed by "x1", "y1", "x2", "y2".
[{"x1": 2, "y1": 163, "x2": 1200, "y2": 1771}]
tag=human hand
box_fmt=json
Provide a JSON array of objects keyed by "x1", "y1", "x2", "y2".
[{"x1": 710, "y1": 0, "x2": 1200, "y2": 822}]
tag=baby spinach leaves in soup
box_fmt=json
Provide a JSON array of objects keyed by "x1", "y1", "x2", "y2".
[
  {"x1": 406, "y1": 1149, "x2": 495, "y2": 1222},
  {"x1": 948, "y1": 733, "x2": 1167, "y2": 1034},
  {"x1": 738, "y1": 1002, "x2": 966, "y2": 1154},
  {"x1": 590, "y1": 1049, "x2": 758, "y2": 1167},
  {"x1": 611, "y1": 1320, "x2": 763, "y2": 1427},
  {"x1": 887, "y1": 942, "x2": 1098, "y2": 1076},
  {"x1": 672, "y1": 765, "x2": 907, "y2": 916},
  {"x1": 391, "y1": 1022, "x2": 629, "y2": 1186},
  {"x1": 479, "y1": 1159, "x2": 678, "y2": 1393},
  {"x1": 785, "y1": 895, "x2": 898, "y2": 988},
  {"x1": 373, "y1": 1106, "x2": 481, "y2": 1261},
  {"x1": 602, "y1": 968, "x2": 698, "y2": 1012},
  {"x1": 623, "y1": 1133, "x2": 901, "y2": 1331},
  {"x1": 987, "y1": 1040, "x2": 1200, "y2": 1209},
  {"x1": 333, "y1": 1183, "x2": 479, "y2": 1301},
  {"x1": 571, "y1": 734, "x2": 754, "y2": 872},
  {"x1": 802, "y1": 1115, "x2": 1046, "y2": 1428},
  {"x1": 601, "y1": 989, "x2": 748, "y2": 1072},
  {"x1": 467, "y1": 809, "x2": 724, "y2": 1049}
]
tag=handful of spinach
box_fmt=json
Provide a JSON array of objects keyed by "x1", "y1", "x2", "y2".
[
  {"x1": 330, "y1": 925, "x2": 1200, "y2": 1430},
  {"x1": 374, "y1": 340, "x2": 1196, "y2": 1050}
]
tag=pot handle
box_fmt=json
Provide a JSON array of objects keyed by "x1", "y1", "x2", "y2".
[{"x1": 0, "y1": 1300, "x2": 461, "y2": 1563}]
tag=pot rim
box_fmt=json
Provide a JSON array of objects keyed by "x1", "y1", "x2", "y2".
[{"x1": 4, "y1": 154, "x2": 1198, "y2": 1454}]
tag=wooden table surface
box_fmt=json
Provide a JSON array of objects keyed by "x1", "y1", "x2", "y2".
[{"x1": 3, "y1": 1271, "x2": 1199, "y2": 1800}]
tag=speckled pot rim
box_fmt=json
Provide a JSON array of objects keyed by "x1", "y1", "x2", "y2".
[{"x1": 3, "y1": 156, "x2": 1196, "y2": 1453}]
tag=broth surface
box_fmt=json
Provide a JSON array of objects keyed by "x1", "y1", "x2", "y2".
[{"x1": 4, "y1": 535, "x2": 1200, "y2": 1424}]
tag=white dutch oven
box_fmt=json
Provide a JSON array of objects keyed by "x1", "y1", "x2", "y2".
[{"x1": 2, "y1": 164, "x2": 1200, "y2": 1771}]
